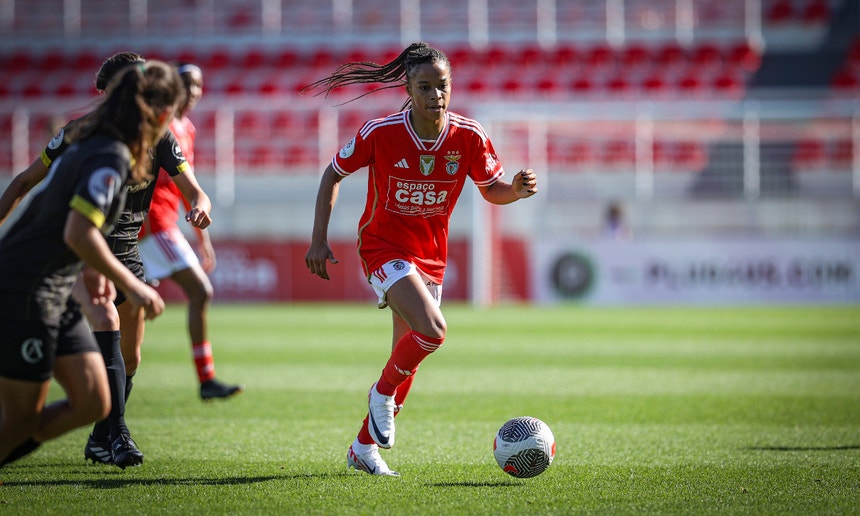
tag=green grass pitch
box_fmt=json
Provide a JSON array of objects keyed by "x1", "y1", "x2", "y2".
[{"x1": 1, "y1": 303, "x2": 858, "y2": 515}]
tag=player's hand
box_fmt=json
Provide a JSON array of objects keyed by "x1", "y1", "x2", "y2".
[
  {"x1": 73, "y1": 267, "x2": 116, "y2": 306},
  {"x1": 125, "y1": 282, "x2": 165, "y2": 320},
  {"x1": 305, "y1": 241, "x2": 339, "y2": 280},
  {"x1": 185, "y1": 207, "x2": 212, "y2": 229},
  {"x1": 515, "y1": 169, "x2": 537, "y2": 198}
]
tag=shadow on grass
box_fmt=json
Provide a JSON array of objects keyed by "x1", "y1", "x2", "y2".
[
  {"x1": 2, "y1": 475, "x2": 283, "y2": 488},
  {"x1": 746, "y1": 445, "x2": 860, "y2": 451},
  {"x1": 429, "y1": 481, "x2": 522, "y2": 488}
]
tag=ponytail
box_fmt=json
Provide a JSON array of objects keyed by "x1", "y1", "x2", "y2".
[
  {"x1": 301, "y1": 42, "x2": 450, "y2": 109},
  {"x1": 70, "y1": 60, "x2": 185, "y2": 183}
]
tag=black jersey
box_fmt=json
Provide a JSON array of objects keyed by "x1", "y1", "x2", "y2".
[
  {"x1": 0, "y1": 133, "x2": 131, "y2": 325},
  {"x1": 42, "y1": 121, "x2": 190, "y2": 246}
]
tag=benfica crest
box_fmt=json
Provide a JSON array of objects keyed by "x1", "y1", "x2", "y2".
[
  {"x1": 444, "y1": 154, "x2": 461, "y2": 175},
  {"x1": 419, "y1": 155, "x2": 435, "y2": 176}
]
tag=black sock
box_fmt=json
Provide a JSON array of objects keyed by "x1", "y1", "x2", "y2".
[
  {"x1": 1, "y1": 438, "x2": 41, "y2": 467},
  {"x1": 125, "y1": 373, "x2": 135, "y2": 402},
  {"x1": 93, "y1": 331, "x2": 126, "y2": 441}
]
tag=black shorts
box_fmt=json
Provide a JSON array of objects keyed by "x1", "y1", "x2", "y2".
[
  {"x1": 57, "y1": 299, "x2": 100, "y2": 357},
  {"x1": 109, "y1": 238, "x2": 145, "y2": 306},
  {"x1": 0, "y1": 311, "x2": 96, "y2": 382}
]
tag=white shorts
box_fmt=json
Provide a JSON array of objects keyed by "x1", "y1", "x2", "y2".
[
  {"x1": 138, "y1": 227, "x2": 199, "y2": 282},
  {"x1": 369, "y1": 259, "x2": 442, "y2": 309}
]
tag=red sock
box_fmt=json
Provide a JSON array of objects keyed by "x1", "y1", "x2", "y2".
[
  {"x1": 357, "y1": 374, "x2": 417, "y2": 445},
  {"x1": 357, "y1": 416, "x2": 374, "y2": 445},
  {"x1": 394, "y1": 374, "x2": 415, "y2": 414},
  {"x1": 192, "y1": 341, "x2": 216, "y2": 383},
  {"x1": 376, "y1": 331, "x2": 443, "y2": 396}
]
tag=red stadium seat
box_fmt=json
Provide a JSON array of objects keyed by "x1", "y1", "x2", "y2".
[
  {"x1": 691, "y1": 43, "x2": 723, "y2": 71},
  {"x1": 802, "y1": 0, "x2": 830, "y2": 24},
  {"x1": 274, "y1": 49, "x2": 299, "y2": 68},
  {"x1": 727, "y1": 41, "x2": 761, "y2": 72},
  {"x1": 654, "y1": 42, "x2": 685, "y2": 70},
  {"x1": 72, "y1": 50, "x2": 100, "y2": 72},
  {"x1": 765, "y1": 0, "x2": 794, "y2": 23},
  {"x1": 5, "y1": 50, "x2": 32, "y2": 72},
  {"x1": 641, "y1": 75, "x2": 670, "y2": 97},
  {"x1": 712, "y1": 71, "x2": 744, "y2": 99},
  {"x1": 830, "y1": 139, "x2": 854, "y2": 167},
  {"x1": 832, "y1": 68, "x2": 858, "y2": 91},
  {"x1": 793, "y1": 138, "x2": 827, "y2": 169},
  {"x1": 204, "y1": 47, "x2": 233, "y2": 70},
  {"x1": 673, "y1": 141, "x2": 707, "y2": 171},
  {"x1": 550, "y1": 44, "x2": 579, "y2": 67},
  {"x1": 241, "y1": 47, "x2": 267, "y2": 69},
  {"x1": 571, "y1": 77, "x2": 594, "y2": 94},
  {"x1": 606, "y1": 76, "x2": 631, "y2": 95},
  {"x1": 21, "y1": 82, "x2": 44, "y2": 98}
]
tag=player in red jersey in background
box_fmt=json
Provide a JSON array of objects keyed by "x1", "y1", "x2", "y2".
[
  {"x1": 138, "y1": 63, "x2": 242, "y2": 401},
  {"x1": 303, "y1": 42, "x2": 538, "y2": 476}
]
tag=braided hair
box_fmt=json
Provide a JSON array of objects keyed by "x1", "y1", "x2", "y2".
[
  {"x1": 95, "y1": 51, "x2": 145, "y2": 91},
  {"x1": 302, "y1": 42, "x2": 450, "y2": 110}
]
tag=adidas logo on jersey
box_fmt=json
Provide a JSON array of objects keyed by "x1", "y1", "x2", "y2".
[{"x1": 394, "y1": 158, "x2": 408, "y2": 169}]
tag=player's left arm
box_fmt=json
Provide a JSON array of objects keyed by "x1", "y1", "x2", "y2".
[
  {"x1": 478, "y1": 169, "x2": 537, "y2": 205},
  {"x1": 171, "y1": 169, "x2": 212, "y2": 229}
]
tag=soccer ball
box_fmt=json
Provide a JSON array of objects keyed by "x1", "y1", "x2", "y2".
[{"x1": 493, "y1": 416, "x2": 556, "y2": 478}]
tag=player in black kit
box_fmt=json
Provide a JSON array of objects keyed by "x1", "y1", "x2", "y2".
[
  {"x1": 0, "y1": 52, "x2": 235, "y2": 469},
  {"x1": 0, "y1": 60, "x2": 183, "y2": 467}
]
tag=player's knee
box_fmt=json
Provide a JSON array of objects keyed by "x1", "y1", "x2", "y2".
[
  {"x1": 82, "y1": 302, "x2": 120, "y2": 331},
  {"x1": 80, "y1": 394, "x2": 110, "y2": 423}
]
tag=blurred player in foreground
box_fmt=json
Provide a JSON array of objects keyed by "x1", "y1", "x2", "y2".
[{"x1": 0, "y1": 61, "x2": 183, "y2": 466}]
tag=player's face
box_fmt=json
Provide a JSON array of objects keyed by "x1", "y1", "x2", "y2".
[
  {"x1": 183, "y1": 71, "x2": 204, "y2": 112},
  {"x1": 406, "y1": 61, "x2": 451, "y2": 129}
]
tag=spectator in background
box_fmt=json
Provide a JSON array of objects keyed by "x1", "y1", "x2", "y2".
[
  {"x1": 0, "y1": 61, "x2": 181, "y2": 467},
  {"x1": 603, "y1": 200, "x2": 632, "y2": 241},
  {"x1": 138, "y1": 63, "x2": 242, "y2": 403}
]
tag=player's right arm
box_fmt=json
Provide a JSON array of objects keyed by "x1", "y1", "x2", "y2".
[
  {"x1": 305, "y1": 163, "x2": 343, "y2": 280},
  {"x1": 0, "y1": 157, "x2": 50, "y2": 226}
]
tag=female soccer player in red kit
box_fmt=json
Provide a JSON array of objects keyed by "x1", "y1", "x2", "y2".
[
  {"x1": 138, "y1": 63, "x2": 242, "y2": 401},
  {"x1": 304, "y1": 42, "x2": 538, "y2": 476}
]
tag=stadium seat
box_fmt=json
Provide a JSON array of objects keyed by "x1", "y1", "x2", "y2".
[
  {"x1": 204, "y1": 47, "x2": 233, "y2": 70},
  {"x1": 793, "y1": 138, "x2": 827, "y2": 169},
  {"x1": 6, "y1": 50, "x2": 32, "y2": 72},
  {"x1": 72, "y1": 50, "x2": 100, "y2": 72},
  {"x1": 691, "y1": 43, "x2": 723, "y2": 71},
  {"x1": 550, "y1": 44, "x2": 579, "y2": 67},
  {"x1": 654, "y1": 42, "x2": 686, "y2": 71},
  {"x1": 801, "y1": 0, "x2": 830, "y2": 24},
  {"x1": 829, "y1": 139, "x2": 854, "y2": 167},
  {"x1": 832, "y1": 68, "x2": 858, "y2": 91},
  {"x1": 571, "y1": 77, "x2": 594, "y2": 94},
  {"x1": 727, "y1": 41, "x2": 762, "y2": 72},
  {"x1": 672, "y1": 141, "x2": 707, "y2": 171},
  {"x1": 641, "y1": 75, "x2": 670, "y2": 97},
  {"x1": 765, "y1": 0, "x2": 794, "y2": 23},
  {"x1": 712, "y1": 70, "x2": 745, "y2": 98}
]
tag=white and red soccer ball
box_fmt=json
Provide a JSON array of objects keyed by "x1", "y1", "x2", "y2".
[{"x1": 493, "y1": 416, "x2": 556, "y2": 478}]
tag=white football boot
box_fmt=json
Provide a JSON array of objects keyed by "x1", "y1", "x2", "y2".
[
  {"x1": 367, "y1": 382, "x2": 396, "y2": 449},
  {"x1": 347, "y1": 441, "x2": 399, "y2": 477}
]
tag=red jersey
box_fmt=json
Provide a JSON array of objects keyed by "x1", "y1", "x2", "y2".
[
  {"x1": 332, "y1": 110, "x2": 504, "y2": 283},
  {"x1": 139, "y1": 116, "x2": 195, "y2": 238}
]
